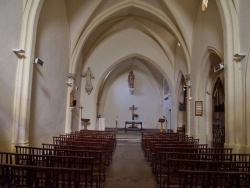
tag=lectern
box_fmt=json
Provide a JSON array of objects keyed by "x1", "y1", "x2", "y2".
[{"x1": 158, "y1": 118, "x2": 165, "y2": 133}]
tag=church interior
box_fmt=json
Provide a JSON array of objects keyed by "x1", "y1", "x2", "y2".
[{"x1": 1, "y1": 0, "x2": 250, "y2": 187}]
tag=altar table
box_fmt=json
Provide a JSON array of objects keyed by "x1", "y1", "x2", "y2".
[{"x1": 124, "y1": 121, "x2": 143, "y2": 132}]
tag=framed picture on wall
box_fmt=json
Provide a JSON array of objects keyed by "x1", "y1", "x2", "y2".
[{"x1": 195, "y1": 101, "x2": 203, "y2": 116}]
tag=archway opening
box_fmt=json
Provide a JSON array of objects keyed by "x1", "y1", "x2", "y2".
[{"x1": 212, "y1": 76, "x2": 225, "y2": 147}]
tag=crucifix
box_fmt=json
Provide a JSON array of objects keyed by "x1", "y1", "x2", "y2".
[{"x1": 129, "y1": 105, "x2": 138, "y2": 120}]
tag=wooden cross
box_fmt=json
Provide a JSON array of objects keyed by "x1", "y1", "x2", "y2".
[{"x1": 129, "y1": 105, "x2": 138, "y2": 120}]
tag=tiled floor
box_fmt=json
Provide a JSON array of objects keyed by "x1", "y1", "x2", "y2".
[{"x1": 103, "y1": 131, "x2": 157, "y2": 188}]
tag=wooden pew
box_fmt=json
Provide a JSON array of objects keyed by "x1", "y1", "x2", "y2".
[
  {"x1": 0, "y1": 163, "x2": 91, "y2": 188},
  {"x1": 54, "y1": 132, "x2": 116, "y2": 152},
  {"x1": 141, "y1": 132, "x2": 188, "y2": 150},
  {"x1": 143, "y1": 139, "x2": 200, "y2": 160},
  {"x1": 15, "y1": 145, "x2": 107, "y2": 185},
  {"x1": 160, "y1": 158, "x2": 250, "y2": 188},
  {"x1": 41, "y1": 143, "x2": 110, "y2": 168},
  {"x1": 147, "y1": 143, "x2": 208, "y2": 165},
  {"x1": 153, "y1": 148, "x2": 232, "y2": 187},
  {"x1": 0, "y1": 151, "x2": 96, "y2": 187},
  {"x1": 179, "y1": 170, "x2": 250, "y2": 187},
  {"x1": 51, "y1": 140, "x2": 114, "y2": 165}
]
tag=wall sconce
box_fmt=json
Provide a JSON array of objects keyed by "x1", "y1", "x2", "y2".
[
  {"x1": 12, "y1": 48, "x2": 25, "y2": 58},
  {"x1": 183, "y1": 84, "x2": 192, "y2": 89},
  {"x1": 214, "y1": 62, "x2": 224, "y2": 72},
  {"x1": 202, "y1": 0, "x2": 208, "y2": 11},
  {"x1": 34, "y1": 58, "x2": 44, "y2": 67},
  {"x1": 66, "y1": 82, "x2": 79, "y2": 90},
  {"x1": 68, "y1": 73, "x2": 76, "y2": 80},
  {"x1": 234, "y1": 53, "x2": 246, "y2": 61}
]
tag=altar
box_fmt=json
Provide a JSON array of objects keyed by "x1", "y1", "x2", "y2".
[{"x1": 124, "y1": 120, "x2": 143, "y2": 132}]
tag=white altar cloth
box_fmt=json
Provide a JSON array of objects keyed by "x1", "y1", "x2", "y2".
[{"x1": 96, "y1": 118, "x2": 105, "y2": 131}]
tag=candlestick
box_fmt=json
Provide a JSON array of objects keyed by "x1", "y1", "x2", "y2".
[
  {"x1": 79, "y1": 106, "x2": 84, "y2": 119},
  {"x1": 115, "y1": 115, "x2": 118, "y2": 131}
]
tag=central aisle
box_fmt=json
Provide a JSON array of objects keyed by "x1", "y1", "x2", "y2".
[{"x1": 103, "y1": 132, "x2": 157, "y2": 188}]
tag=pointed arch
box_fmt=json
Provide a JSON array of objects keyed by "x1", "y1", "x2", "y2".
[{"x1": 69, "y1": 1, "x2": 191, "y2": 75}]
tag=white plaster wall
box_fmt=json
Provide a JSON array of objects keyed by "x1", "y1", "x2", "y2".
[
  {"x1": 29, "y1": 0, "x2": 70, "y2": 146},
  {"x1": 168, "y1": 0, "x2": 199, "y2": 52},
  {"x1": 65, "y1": 0, "x2": 102, "y2": 51},
  {"x1": 0, "y1": 0, "x2": 23, "y2": 151},
  {"x1": 80, "y1": 28, "x2": 173, "y2": 130},
  {"x1": 103, "y1": 70, "x2": 163, "y2": 129}
]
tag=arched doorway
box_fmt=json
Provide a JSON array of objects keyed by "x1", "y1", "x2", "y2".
[
  {"x1": 212, "y1": 76, "x2": 225, "y2": 147},
  {"x1": 177, "y1": 74, "x2": 187, "y2": 134}
]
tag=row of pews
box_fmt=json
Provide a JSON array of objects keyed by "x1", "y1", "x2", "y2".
[
  {"x1": 141, "y1": 131, "x2": 250, "y2": 188},
  {"x1": 0, "y1": 130, "x2": 116, "y2": 187}
]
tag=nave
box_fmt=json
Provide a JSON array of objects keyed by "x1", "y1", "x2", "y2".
[
  {"x1": 1, "y1": 129, "x2": 250, "y2": 187},
  {"x1": 103, "y1": 132, "x2": 156, "y2": 188}
]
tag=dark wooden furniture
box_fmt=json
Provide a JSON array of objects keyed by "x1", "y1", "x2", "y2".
[{"x1": 124, "y1": 121, "x2": 143, "y2": 132}]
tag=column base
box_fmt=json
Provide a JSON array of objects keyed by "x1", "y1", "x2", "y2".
[{"x1": 11, "y1": 141, "x2": 29, "y2": 152}]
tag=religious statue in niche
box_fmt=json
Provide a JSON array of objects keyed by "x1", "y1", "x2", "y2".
[
  {"x1": 81, "y1": 67, "x2": 95, "y2": 95},
  {"x1": 128, "y1": 70, "x2": 135, "y2": 94}
]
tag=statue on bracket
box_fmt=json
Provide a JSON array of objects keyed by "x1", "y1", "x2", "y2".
[
  {"x1": 81, "y1": 67, "x2": 95, "y2": 95},
  {"x1": 128, "y1": 70, "x2": 135, "y2": 94}
]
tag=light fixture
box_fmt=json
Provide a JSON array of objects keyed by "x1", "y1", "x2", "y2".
[
  {"x1": 66, "y1": 82, "x2": 79, "y2": 90},
  {"x1": 68, "y1": 73, "x2": 76, "y2": 80},
  {"x1": 214, "y1": 62, "x2": 224, "y2": 72},
  {"x1": 66, "y1": 81, "x2": 72, "y2": 86},
  {"x1": 202, "y1": 0, "x2": 208, "y2": 11},
  {"x1": 34, "y1": 58, "x2": 44, "y2": 67},
  {"x1": 234, "y1": 53, "x2": 246, "y2": 61},
  {"x1": 12, "y1": 48, "x2": 25, "y2": 58},
  {"x1": 183, "y1": 84, "x2": 192, "y2": 89},
  {"x1": 164, "y1": 94, "x2": 171, "y2": 100}
]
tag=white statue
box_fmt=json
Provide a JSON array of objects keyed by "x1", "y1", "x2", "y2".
[{"x1": 82, "y1": 67, "x2": 95, "y2": 95}]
